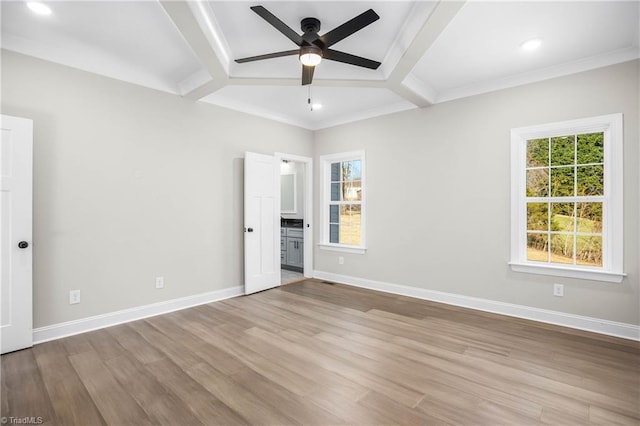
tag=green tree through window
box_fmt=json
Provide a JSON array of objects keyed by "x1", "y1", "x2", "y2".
[
  {"x1": 525, "y1": 132, "x2": 604, "y2": 266},
  {"x1": 511, "y1": 113, "x2": 623, "y2": 282}
]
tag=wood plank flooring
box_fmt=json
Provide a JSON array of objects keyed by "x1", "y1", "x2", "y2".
[{"x1": 2, "y1": 279, "x2": 639, "y2": 425}]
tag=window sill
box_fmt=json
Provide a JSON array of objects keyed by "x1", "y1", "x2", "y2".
[
  {"x1": 318, "y1": 244, "x2": 366, "y2": 254},
  {"x1": 509, "y1": 262, "x2": 626, "y2": 283}
]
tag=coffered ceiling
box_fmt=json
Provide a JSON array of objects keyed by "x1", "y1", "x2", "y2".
[{"x1": 2, "y1": 1, "x2": 639, "y2": 130}]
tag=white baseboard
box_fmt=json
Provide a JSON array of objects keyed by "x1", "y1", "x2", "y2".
[
  {"x1": 313, "y1": 270, "x2": 640, "y2": 341},
  {"x1": 32, "y1": 286, "x2": 244, "y2": 344}
]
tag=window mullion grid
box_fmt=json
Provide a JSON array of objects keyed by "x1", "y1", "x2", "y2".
[
  {"x1": 573, "y1": 134, "x2": 577, "y2": 265},
  {"x1": 547, "y1": 137, "x2": 551, "y2": 262},
  {"x1": 528, "y1": 195, "x2": 603, "y2": 203},
  {"x1": 331, "y1": 163, "x2": 341, "y2": 241},
  {"x1": 602, "y1": 127, "x2": 610, "y2": 271},
  {"x1": 329, "y1": 165, "x2": 342, "y2": 243}
]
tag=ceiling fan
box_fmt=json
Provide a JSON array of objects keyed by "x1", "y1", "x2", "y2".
[{"x1": 234, "y1": 6, "x2": 382, "y2": 85}]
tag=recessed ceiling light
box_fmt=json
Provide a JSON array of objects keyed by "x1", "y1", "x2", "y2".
[
  {"x1": 521, "y1": 38, "x2": 542, "y2": 51},
  {"x1": 311, "y1": 103, "x2": 323, "y2": 111},
  {"x1": 26, "y1": 1, "x2": 52, "y2": 15}
]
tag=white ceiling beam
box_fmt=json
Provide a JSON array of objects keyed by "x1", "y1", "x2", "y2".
[
  {"x1": 387, "y1": 0, "x2": 466, "y2": 107},
  {"x1": 183, "y1": 80, "x2": 226, "y2": 101},
  {"x1": 163, "y1": 0, "x2": 465, "y2": 109},
  {"x1": 160, "y1": 1, "x2": 228, "y2": 99},
  {"x1": 392, "y1": 84, "x2": 433, "y2": 108}
]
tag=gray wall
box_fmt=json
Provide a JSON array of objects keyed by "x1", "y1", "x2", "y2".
[
  {"x1": 313, "y1": 60, "x2": 639, "y2": 326},
  {"x1": 3, "y1": 48, "x2": 637, "y2": 329},
  {"x1": 1, "y1": 50, "x2": 313, "y2": 328}
]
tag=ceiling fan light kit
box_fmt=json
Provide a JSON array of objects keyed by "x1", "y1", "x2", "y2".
[
  {"x1": 235, "y1": 5, "x2": 382, "y2": 85},
  {"x1": 299, "y1": 45, "x2": 322, "y2": 66}
]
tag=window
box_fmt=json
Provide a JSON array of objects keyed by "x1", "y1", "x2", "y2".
[
  {"x1": 510, "y1": 114, "x2": 624, "y2": 282},
  {"x1": 320, "y1": 151, "x2": 366, "y2": 253}
]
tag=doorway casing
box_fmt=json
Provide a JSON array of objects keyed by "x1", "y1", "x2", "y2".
[{"x1": 275, "y1": 153, "x2": 313, "y2": 278}]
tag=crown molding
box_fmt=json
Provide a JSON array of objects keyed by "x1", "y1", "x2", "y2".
[{"x1": 436, "y1": 46, "x2": 640, "y2": 104}]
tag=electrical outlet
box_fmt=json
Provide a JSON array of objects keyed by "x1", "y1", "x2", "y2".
[
  {"x1": 155, "y1": 276, "x2": 164, "y2": 289},
  {"x1": 338, "y1": 256, "x2": 344, "y2": 265},
  {"x1": 553, "y1": 283, "x2": 564, "y2": 297},
  {"x1": 69, "y1": 290, "x2": 81, "y2": 305}
]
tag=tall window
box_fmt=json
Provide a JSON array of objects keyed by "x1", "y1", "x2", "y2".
[
  {"x1": 510, "y1": 114, "x2": 624, "y2": 282},
  {"x1": 320, "y1": 151, "x2": 366, "y2": 253}
]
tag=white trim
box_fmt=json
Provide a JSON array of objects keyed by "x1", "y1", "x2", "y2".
[
  {"x1": 510, "y1": 113, "x2": 624, "y2": 281},
  {"x1": 32, "y1": 286, "x2": 243, "y2": 344},
  {"x1": 275, "y1": 153, "x2": 313, "y2": 278},
  {"x1": 320, "y1": 150, "x2": 367, "y2": 251},
  {"x1": 509, "y1": 262, "x2": 625, "y2": 283},
  {"x1": 319, "y1": 151, "x2": 366, "y2": 163},
  {"x1": 313, "y1": 270, "x2": 640, "y2": 341},
  {"x1": 318, "y1": 244, "x2": 367, "y2": 255}
]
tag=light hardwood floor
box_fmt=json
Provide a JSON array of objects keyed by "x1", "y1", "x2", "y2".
[{"x1": 2, "y1": 279, "x2": 639, "y2": 425}]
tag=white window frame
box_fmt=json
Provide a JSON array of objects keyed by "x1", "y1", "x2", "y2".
[
  {"x1": 319, "y1": 150, "x2": 366, "y2": 254},
  {"x1": 509, "y1": 113, "x2": 625, "y2": 283}
]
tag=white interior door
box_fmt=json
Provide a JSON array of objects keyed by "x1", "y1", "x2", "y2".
[
  {"x1": 1, "y1": 115, "x2": 33, "y2": 354},
  {"x1": 244, "y1": 152, "x2": 279, "y2": 295}
]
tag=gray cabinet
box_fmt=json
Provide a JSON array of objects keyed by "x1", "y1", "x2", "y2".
[
  {"x1": 286, "y1": 237, "x2": 303, "y2": 269},
  {"x1": 281, "y1": 227, "x2": 303, "y2": 271}
]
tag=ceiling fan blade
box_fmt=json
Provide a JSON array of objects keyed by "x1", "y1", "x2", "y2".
[
  {"x1": 324, "y1": 49, "x2": 381, "y2": 70},
  {"x1": 320, "y1": 9, "x2": 379, "y2": 47},
  {"x1": 235, "y1": 49, "x2": 299, "y2": 63},
  {"x1": 250, "y1": 6, "x2": 303, "y2": 46},
  {"x1": 302, "y1": 65, "x2": 315, "y2": 86}
]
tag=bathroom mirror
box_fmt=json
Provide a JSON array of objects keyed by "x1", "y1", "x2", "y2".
[{"x1": 281, "y1": 173, "x2": 296, "y2": 213}]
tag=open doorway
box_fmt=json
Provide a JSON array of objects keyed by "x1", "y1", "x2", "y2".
[{"x1": 275, "y1": 153, "x2": 312, "y2": 285}]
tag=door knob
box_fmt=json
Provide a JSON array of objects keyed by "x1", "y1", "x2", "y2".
[
  {"x1": 247, "y1": 228, "x2": 254, "y2": 233},
  {"x1": 18, "y1": 241, "x2": 29, "y2": 249}
]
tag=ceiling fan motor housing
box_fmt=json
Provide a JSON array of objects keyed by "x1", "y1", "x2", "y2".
[{"x1": 301, "y1": 17, "x2": 320, "y2": 34}]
